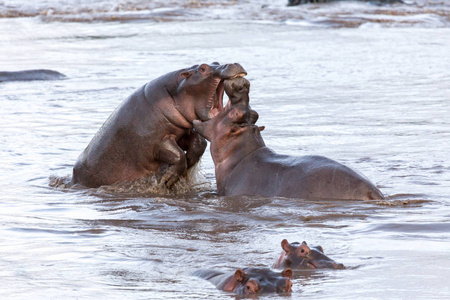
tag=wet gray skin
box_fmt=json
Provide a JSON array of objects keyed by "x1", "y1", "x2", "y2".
[
  {"x1": 193, "y1": 267, "x2": 293, "y2": 295},
  {"x1": 274, "y1": 239, "x2": 345, "y2": 269},
  {"x1": 0, "y1": 69, "x2": 66, "y2": 82}
]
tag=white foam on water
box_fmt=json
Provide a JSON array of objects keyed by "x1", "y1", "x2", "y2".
[{"x1": 1, "y1": 0, "x2": 449, "y2": 27}]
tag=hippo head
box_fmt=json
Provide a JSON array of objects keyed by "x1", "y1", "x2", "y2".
[
  {"x1": 231, "y1": 268, "x2": 293, "y2": 295},
  {"x1": 280, "y1": 239, "x2": 345, "y2": 269},
  {"x1": 173, "y1": 62, "x2": 247, "y2": 122},
  {"x1": 193, "y1": 77, "x2": 265, "y2": 170},
  {"x1": 193, "y1": 77, "x2": 263, "y2": 143}
]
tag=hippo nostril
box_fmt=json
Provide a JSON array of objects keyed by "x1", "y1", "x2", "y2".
[{"x1": 244, "y1": 279, "x2": 259, "y2": 294}]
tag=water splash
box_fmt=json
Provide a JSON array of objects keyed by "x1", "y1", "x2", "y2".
[{"x1": 49, "y1": 163, "x2": 211, "y2": 196}]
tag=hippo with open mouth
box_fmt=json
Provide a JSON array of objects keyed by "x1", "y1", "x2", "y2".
[{"x1": 71, "y1": 62, "x2": 246, "y2": 188}]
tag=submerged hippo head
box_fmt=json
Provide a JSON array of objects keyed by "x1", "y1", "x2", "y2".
[
  {"x1": 171, "y1": 62, "x2": 247, "y2": 122},
  {"x1": 275, "y1": 239, "x2": 345, "y2": 270},
  {"x1": 227, "y1": 267, "x2": 293, "y2": 295}
]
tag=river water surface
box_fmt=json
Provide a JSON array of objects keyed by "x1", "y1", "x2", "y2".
[{"x1": 1, "y1": 1, "x2": 449, "y2": 299}]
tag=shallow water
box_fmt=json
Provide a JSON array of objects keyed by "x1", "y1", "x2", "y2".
[{"x1": 1, "y1": 1, "x2": 450, "y2": 299}]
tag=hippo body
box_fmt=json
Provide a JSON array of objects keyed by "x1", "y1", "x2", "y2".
[
  {"x1": 71, "y1": 62, "x2": 246, "y2": 188},
  {"x1": 193, "y1": 77, "x2": 384, "y2": 200},
  {"x1": 193, "y1": 267, "x2": 293, "y2": 294},
  {"x1": 223, "y1": 148, "x2": 383, "y2": 200},
  {"x1": 0, "y1": 69, "x2": 66, "y2": 82},
  {"x1": 274, "y1": 239, "x2": 344, "y2": 269}
]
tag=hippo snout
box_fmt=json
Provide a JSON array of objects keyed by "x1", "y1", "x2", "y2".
[
  {"x1": 224, "y1": 77, "x2": 250, "y2": 95},
  {"x1": 215, "y1": 63, "x2": 247, "y2": 79},
  {"x1": 223, "y1": 77, "x2": 251, "y2": 108}
]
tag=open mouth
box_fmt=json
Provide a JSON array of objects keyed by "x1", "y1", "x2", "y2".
[
  {"x1": 302, "y1": 259, "x2": 317, "y2": 269},
  {"x1": 208, "y1": 73, "x2": 246, "y2": 118},
  {"x1": 307, "y1": 262, "x2": 317, "y2": 269},
  {"x1": 230, "y1": 72, "x2": 247, "y2": 79},
  {"x1": 208, "y1": 80, "x2": 224, "y2": 118}
]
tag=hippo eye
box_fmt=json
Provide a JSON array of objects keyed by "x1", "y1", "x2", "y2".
[
  {"x1": 300, "y1": 249, "x2": 305, "y2": 253},
  {"x1": 199, "y1": 65, "x2": 207, "y2": 73}
]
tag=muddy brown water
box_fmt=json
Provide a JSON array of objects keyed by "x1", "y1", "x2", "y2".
[{"x1": 1, "y1": 1, "x2": 450, "y2": 298}]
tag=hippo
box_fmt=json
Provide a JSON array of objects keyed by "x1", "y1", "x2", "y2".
[
  {"x1": 193, "y1": 267, "x2": 293, "y2": 294},
  {"x1": 287, "y1": 0, "x2": 405, "y2": 6},
  {"x1": 274, "y1": 239, "x2": 345, "y2": 269},
  {"x1": 71, "y1": 62, "x2": 246, "y2": 188},
  {"x1": 0, "y1": 69, "x2": 66, "y2": 82},
  {"x1": 193, "y1": 77, "x2": 384, "y2": 200}
]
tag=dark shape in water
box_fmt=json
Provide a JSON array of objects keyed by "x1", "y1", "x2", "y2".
[
  {"x1": 0, "y1": 69, "x2": 66, "y2": 82},
  {"x1": 193, "y1": 267, "x2": 293, "y2": 294},
  {"x1": 288, "y1": 0, "x2": 405, "y2": 6},
  {"x1": 274, "y1": 239, "x2": 345, "y2": 269}
]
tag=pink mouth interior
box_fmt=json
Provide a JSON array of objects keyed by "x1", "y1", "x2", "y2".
[{"x1": 209, "y1": 80, "x2": 224, "y2": 118}]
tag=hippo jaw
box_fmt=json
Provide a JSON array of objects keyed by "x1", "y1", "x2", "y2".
[
  {"x1": 195, "y1": 63, "x2": 247, "y2": 122},
  {"x1": 207, "y1": 78, "x2": 225, "y2": 119},
  {"x1": 305, "y1": 259, "x2": 319, "y2": 269},
  {"x1": 306, "y1": 258, "x2": 345, "y2": 270},
  {"x1": 207, "y1": 72, "x2": 247, "y2": 119},
  {"x1": 173, "y1": 62, "x2": 246, "y2": 123}
]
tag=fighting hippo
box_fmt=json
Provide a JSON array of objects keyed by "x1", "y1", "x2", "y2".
[
  {"x1": 193, "y1": 77, "x2": 384, "y2": 200},
  {"x1": 193, "y1": 267, "x2": 293, "y2": 294},
  {"x1": 71, "y1": 62, "x2": 246, "y2": 188},
  {"x1": 0, "y1": 69, "x2": 66, "y2": 82},
  {"x1": 274, "y1": 239, "x2": 345, "y2": 269}
]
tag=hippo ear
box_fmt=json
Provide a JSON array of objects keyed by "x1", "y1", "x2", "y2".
[
  {"x1": 180, "y1": 70, "x2": 194, "y2": 79},
  {"x1": 234, "y1": 269, "x2": 247, "y2": 283},
  {"x1": 281, "y1": 239, "x2": 291, "y2": 253},
  {"x1": 258, "y1": 126, "x2": 265, "y2": 132},
  {"x1": 282, "y1": 268, "x2": 293, "y2": 279},
  {"x1": 315, "y1": 246, "x2": 324, "y2": 253},
  {"x1": 229, "y1": 124, "x2": 247, "y2": 135}
]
